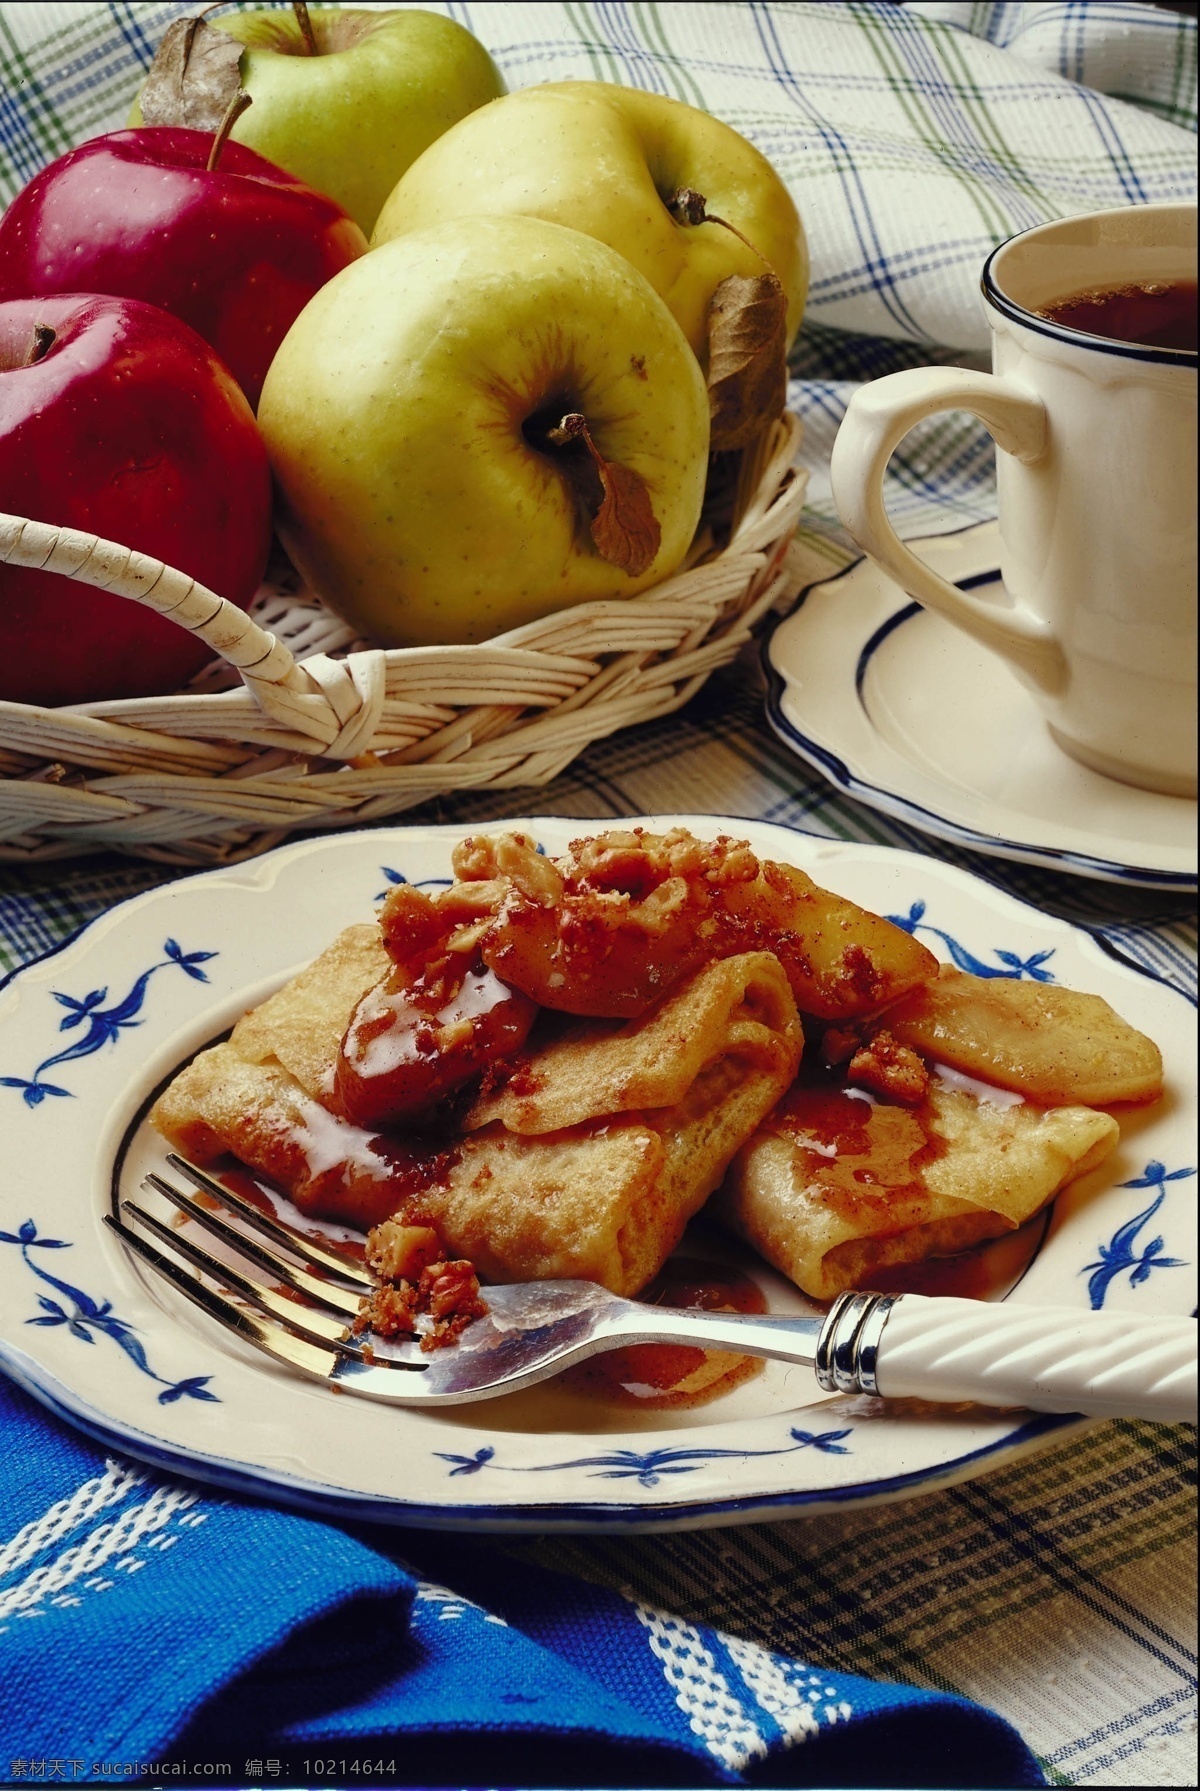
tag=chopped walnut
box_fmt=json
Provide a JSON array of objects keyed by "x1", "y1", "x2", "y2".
[
  {"x1": 443, "y1": 917, "x2": 494, "y2": 956},
  {"x1": 839, "y1": 943, "x2": 886, "y2": 1004},
  {"x1": 435, "y1": 1016, "x2": 475, "y2": 1053},
  {"x1": 497, "y1": 835, "x2": 565, "y2": 906},
  {"x1": 568, "y1": 827, "x2": 758, "y2": 893},
  {"x1": 699, "y1": 835, "x2": 759, "y2": 886},
  {"x1": 359, "y1": 1218, "x2": 488, "y2": 1350},
  {"x1": 450, "y1": 833, "x2": 506, "y2": 881},
  {"x1": 353, "y1": 1279, "x2": 419, "y2": 1339},
  {"x1": 366, "y1": 1219, "x2": 443, "y2": 1283},
  {"x1": 635, "y1": 876, "x2": 691, "y2": 934},
  {"x1": 846, "y1": 1028, "x2": 930, "y2": 1104},
  {"x1": 418, "y1": 1259, "x2": 489, "y2": 1348},
  {"x1": 568, "y1": 829, "x2": 650, "y2": 884},
  {"x1": 378, "y1": 882, "x2": 446, "y2": 969},
  {"x1": 452, "y1": 832, "x2": 563, "y2": 906},
  {"x1": 439, "y1": 877, "x2": 507, "y2": 919}
]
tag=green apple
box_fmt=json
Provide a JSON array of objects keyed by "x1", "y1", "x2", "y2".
[
  {"x1": 131, "y1": 7, "x2": 505, "y2": 235},
  {"x1": 372, "y1": 81, "x2": 807, "y2": 362},
  {"x1": 257, "y1": 215, "x2": 710, "y2": 647}
]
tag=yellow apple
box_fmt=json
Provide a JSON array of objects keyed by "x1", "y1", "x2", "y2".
[
  {"x1": 257, "y1": 215, "x2": 710, "y2": 647},
  {"x1": 372, "y1": 81, "x2": 808, "y2": 362},
  {"x1": 131, "y1": 8, "x2": 505, "y2": 235}
]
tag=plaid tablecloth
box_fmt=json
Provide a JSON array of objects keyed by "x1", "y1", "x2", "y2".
[{"x1": 1, "y1": 3, "x2": 1197, "y2": 1786}]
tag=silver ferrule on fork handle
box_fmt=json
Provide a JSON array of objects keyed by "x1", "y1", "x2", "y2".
[
  {"x1": 815, "y1": 1292, "x2": 1197, "y2": 1424},
  {"x1": 815, "y1": 1291, "x2": 899, "y2": 1397}
]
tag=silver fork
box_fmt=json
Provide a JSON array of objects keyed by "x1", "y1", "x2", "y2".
[{"x1": 106, "y1": 1156, "x2": 1197, "y2": 1423}]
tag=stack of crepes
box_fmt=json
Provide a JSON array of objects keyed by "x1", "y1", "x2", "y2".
[{"x1": 151, "y1": 826, "x2": 1160, "y2": 1324}]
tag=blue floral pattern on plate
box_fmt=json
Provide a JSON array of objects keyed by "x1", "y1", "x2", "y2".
[
  {"x1": 376, "y1": 865, "x2": 455, "y2": 902},
  {"x1": 436, "y1": 1428, "x2": 853, "y2": 1489},
  {"x1": 1081, "y1": 1162, "x2": 1194, "y2": 1309},
  {"x1": 1, "y1": 938, "x2": 217, "y2": 1108},
  {"x1": 0, "y1": 1220, "x2": 217, "y2": 1404},
  {"x1": 888, "y1": 901, "x2": 1056, "y2": 980}
]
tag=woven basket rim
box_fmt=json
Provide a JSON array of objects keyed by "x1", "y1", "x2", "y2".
[{"x1": 0, "y1": 412, "x2": 808, "y2": 865}]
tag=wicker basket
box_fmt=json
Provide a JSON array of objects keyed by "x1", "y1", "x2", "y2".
[{"x1": 0, "y1": 412, "x2": 807, "y2": 865}]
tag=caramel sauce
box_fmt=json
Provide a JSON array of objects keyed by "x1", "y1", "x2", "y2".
[
  {"x1": 562, "y1": 1257, "x2": 767, "y2": 1409},
  {"x1": 355, "y1": 963, "x2": 526, "y2": 1074},
  {"x1": 770, "y1": 1063, "x2": 947, "y2": 1221},
  {"x1": 368, "y1": 1132, "x2": 461, "y2": 1199},
  {"x1": 338, "y1": 957, "x2": 536, "y2": 1126},
  {"x1": 207, "y1": 1148, "x2": 459, "y2": 1253},
  {"x1": 771, "y1": 1059, "x2": 1050, "y2": 1300},
  {"x1": 211, "y1": 1162, "x2": 363, "y2": 1261},
  {"x1": 867, "y1": 1251, "x2": 997, "y2": 1302}
]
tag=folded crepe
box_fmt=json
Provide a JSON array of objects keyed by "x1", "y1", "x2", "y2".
[
  {"x1": 229, "y1": 923, "x2": 390, "y2": 1104},
  {"x1": 151, "y1": 938, "x2": 802, "y2": 1298},
  {"x1": 444, "y1": 951, "x2": 802, "y2": 1293},
  {"x1": 716, "y1": 1067, "x2": 1119, "y2": 1302},
  {"x1": 150, "y1": 1040, "x2": 447, "y2": 1230}
]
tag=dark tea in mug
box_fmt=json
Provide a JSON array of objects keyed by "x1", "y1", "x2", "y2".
[{"x1": 1037, "y1": 279, "x2": 1197, "y2": 352}]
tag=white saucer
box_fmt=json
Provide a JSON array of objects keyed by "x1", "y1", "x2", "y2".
[{"x1": 765, "y1": 521, "x2": 1196, "y2": 889}]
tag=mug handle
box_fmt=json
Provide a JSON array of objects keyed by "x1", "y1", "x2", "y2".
[{"x1": 829, "y1": 366, "x2": 1066, "y2": 693}]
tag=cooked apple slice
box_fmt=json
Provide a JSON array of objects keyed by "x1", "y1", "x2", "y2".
[
  {"x1": 720, "y1": 859, "x2": 939, "y2": 1020},
  {"x1": 882, "y1": 967, "x2": 1163, "y2": 1106},
  {"x1": 474, "y1": 829, "x2": 938, "y2": 1021}
]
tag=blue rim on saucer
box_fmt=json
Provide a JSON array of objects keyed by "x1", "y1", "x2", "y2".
[{"x1": 763, "y1": 526, "x2": 1197, "y2": 892}]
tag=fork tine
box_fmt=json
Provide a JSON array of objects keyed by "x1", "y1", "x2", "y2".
[
  {"x1": 104, "y1": 1211, "x2": 350, "y2": 1382},
  {"x1": 120, "y1": 1197, "x2": 365, "y2": 1353},
  {"x1": 105, "y1": 1212, "x2": 435, "y2": 1402},
  {"x1": 164, "y1": 1152, "x2": 372, "y2": 1290},
  {"x1": 142, "y1": 1172, "x2": 364, "y2": 1319}
]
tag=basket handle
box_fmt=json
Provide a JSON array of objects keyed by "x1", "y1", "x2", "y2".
[{"x1": 0, "y1": 512, "x2": 382, "y2": 754}]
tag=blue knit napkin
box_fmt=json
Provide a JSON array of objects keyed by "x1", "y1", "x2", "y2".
[{"x1": 0, "y1": 1378, "x2": 1043, "y2": 1786}]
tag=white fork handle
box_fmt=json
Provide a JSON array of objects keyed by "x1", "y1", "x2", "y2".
[{"x1": 819, "y1": 1293, "x2": 1196, "y2": 1423}]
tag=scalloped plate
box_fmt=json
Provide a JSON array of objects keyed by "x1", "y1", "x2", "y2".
[{"x1": 0, "y1": 819, "x2": 1194, "y2": 1532}]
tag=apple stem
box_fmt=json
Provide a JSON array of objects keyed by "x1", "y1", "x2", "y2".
[
  {"x1": 23, "y1": 324, "x2": 55, "y2": 367},
  {"x1": 667, "y1": 187, "x2": 774, "y2": 272},
  {"x1": 546, "y1": 413, "x2": 588, "y2": 448},
  {"x1": 206, "y1": 88, "x2": 253, "y2": 171},
  {"x1": 292, "y1": 0, "x2": 319, "y2": 54}
]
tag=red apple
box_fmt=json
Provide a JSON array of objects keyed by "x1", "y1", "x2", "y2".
[
  {"x1": 0, "y1": 128, "x2": 366, "y2": 406},
  {"x1": 0, "y1": 293, "x2": 272, "y2": 707}
]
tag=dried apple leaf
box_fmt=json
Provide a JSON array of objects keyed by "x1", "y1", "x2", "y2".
[
  {"x1": 547, "y1": 413, "x2": 661, "y2": 577},
  {"x1": 589, "y1": 455, "x2": 661, "y2": 576},
  {"x1": 664, "y1": 188, "x2": 789, "y2": 450},
  {"x1": 139, "y1": 16, "x2": 246, "y2": 131},
  {"x1": 706, "y1": 271, "x2": 788, "y2": 453}
]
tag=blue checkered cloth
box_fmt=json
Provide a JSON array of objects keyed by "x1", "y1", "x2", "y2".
[{"x1": 1, "y1": 4, "x2": 1196, "y2": 1786}]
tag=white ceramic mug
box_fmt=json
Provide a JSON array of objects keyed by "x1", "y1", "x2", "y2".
[{"x1": 830, "y1": 203, "x2": 1197, "y2": 799}]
